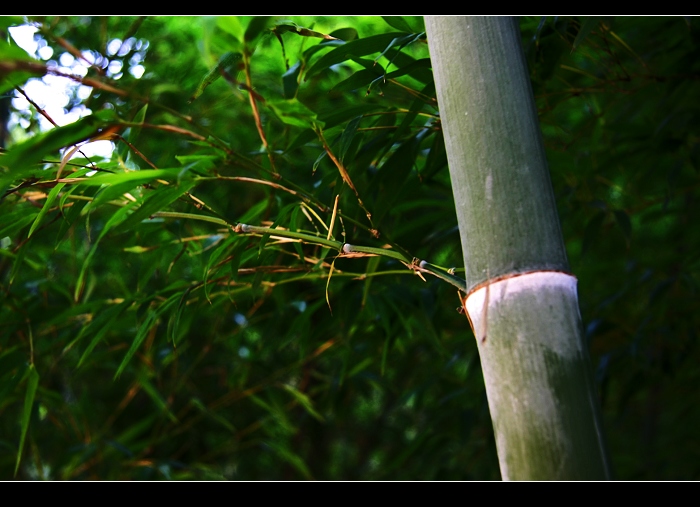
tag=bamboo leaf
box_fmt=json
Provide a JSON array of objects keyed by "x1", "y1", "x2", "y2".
[
  {"x1": 385, "y1": 57, "x2": 432, "y2": 81},
  {"x1": 113, "y1": 179, "x2": 196, "y2": 233},
  {"x1": 244, "y1": 16, "x2": 271, "y2": 43},
  {"x1": 203, "y1": 234, "x2": 239, "y2": 302},
  {"x1": 282, "y1": 60, "x2": 302, "y2": 99},
  {"x1": 573, "y1": 17, "x2": 601, "y2": 51},
  {"x1": 362, "y1": 256, "x2": 381, "y2": 308},
  {"x1": 338, "y1": 116, "x2": 363, "y2": 162},
  {"x1": 27, "y1": 182, "x2": 65, "y2": 238},
  {"x1": 306, "y1": 32, "x2": 410, "y2": 78},
  {"x1": 328, "y1": 27, "x2": 358, "y2": 42},
  {"x1": 77, "y1": 301, "x2": 131, "y2": 368},
  {"x1": 281, "y1": 384, "x2": 325, "y2": 422},
  {"x1": 0, "y1": 209, "x2": 37, "y2": 239},
  {"x1": 318, "y1": 103, "x2": 386, "y2": 130},
  {"x1": 267, "y1": 98, "x2": 322, "y2": 129},
  {"x1": 371, "y1": 136, "x2": 420, "y2": 224},
  {"x1": 189, "y1": 52, "x2": 243, "y2": 103},
  {"x1": 0, "y1": 110, "x2": 118, "y2": 182},
  {"x1": 373, "y1": 33, "x2": 420, "y2": 67},
  {"x1": 137, "y1": 371, "x2": 178, "y2": 422},
  {"x1": 74, "y1": 168, "x2": 183, "y2": 186},
  {"x1": 289, "y1": 205, "x2": 306, "y2": 261},
  {"x1": 421, "y1": 130, "x2": 448, "y2": 181},
  {"x1": 14, "y1": 365, "x2": 39, "y2": 476},
  {"x1": 272, "y1": 22, "x2": 337, "y2": 41},
  {"x1": 114, "y1": 297, "x2": 177, "y2": 379},
  {"x1": 169, "y1": 285, "x2": 195, "y2": 345},
  {"x1": 265, "y1": 441, "x2": 313, "y2": 480},
  {"x1": 330, "y1": 69, "x2": 383, "y2": 93},
  {"x1": 381, "y1": 16, "x2": 414, "y2": 34},
  {"x1": 217, "y1": 16, "x2": 244, "y2": 42}
]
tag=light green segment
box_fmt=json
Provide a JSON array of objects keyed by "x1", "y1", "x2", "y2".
[{"x1": 425, "y1": 16, "x2": 568, "y2": 292}]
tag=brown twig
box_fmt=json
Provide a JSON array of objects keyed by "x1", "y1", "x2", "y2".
[
  {"x1": 14, "y1": 85, "x2": 102, "y2": 174},
  {"x1": 314, "y1": 127, "x2": 374, "y2": 227},
  {"x1": 51, "y1": 33, "x2": 104, "y2": 75},
  {"x1": 119, "y1": 122, "x2": 207, "y2": 142},
  {"x1": 113, "y1": 135, "x2": 157, "y2": 169},
  {"x1": 242, "y1": 50, "x2": 277, "y2": 174},
  {"x1": 14, "y1": 86, "x2": 59, "y2": 128}
]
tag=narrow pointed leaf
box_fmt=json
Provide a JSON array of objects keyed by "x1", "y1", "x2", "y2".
[
  {"x1": 306, "y1": 32, "x2": 409, "y2": 78},
  {"x1": 381, "y1": 16, "x2": 414, "y2": 33},
  {"x1": 14, "y1": 365, "x2": 39, "y2": 476}
]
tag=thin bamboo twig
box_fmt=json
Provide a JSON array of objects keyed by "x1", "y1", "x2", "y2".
[
  {"x1": 242, "y1": 50, "x2": 277, "y2": 174},
  {"x1": 313, "y1": 126, "x2": 375, "y2": 229},
  {"x1": 14, "y1": 86, "x2": 102, "y2": 175}
]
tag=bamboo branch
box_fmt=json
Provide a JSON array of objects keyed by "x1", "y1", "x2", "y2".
[{"x1": 242, "y1": 50, "x2": 277, "y2": 174}]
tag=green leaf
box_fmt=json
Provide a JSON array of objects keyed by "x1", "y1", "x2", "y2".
[
  {"x1": 77, "y1": 301, "x2": 131, "y2": 368},
  {"x1": 190, "y1": 397, "x2": 237, "y2": 433},
  {"x1": 82, "y1": 180, "x2": 141, "y2": 216},
  {"x1": 0, "y1": 23, "x2": 40, "y2": 93},
  {"x1": 338, "y1": 116, "x2": 362, "y2": 163},
  {"x1": 76, "y1": 168, "x2": 182, "y2": 186},
  {"x1": 0, "y1": 16, "x2": 25, "y2": 31},
  {"x1": 362, "y1": 256, "x2": 381, "y2": 309},
  {"x1": 29, "y1": 168, "x2": 94, "y2": 239},
  {"x1": 281, "y1": 384, "x2": 325, "y2": 422},
  {"x1": 329, "y1": 27, "x2": 358, "y2": 42},
  {"x1": 390, "y1": 80, "x2": 435, "y2": 146},
  {"x1": 113, "y1": 179, "x2": 196, "y2": 233},
  {"x1": 229, "y1": 240, "x2": 246, "y2": 282},
  {"x1": 373, "y1": 33, "x2": 421, "y2": 68},
  {"x1": 286, "y1": 128, "x2": 317, "y2": 152},
  {"x1": 169, "y1": 285, "x2": 195, "y2": 345},
  {"x1": 74, "y1": 202, "x2": 139, "y2": 301},
  {"x1": 28, "y1": 182, "x2": 65, "y2": 237},
  {"x1": 257, "y1": 202, "x2": 297, "y2": 258},
  {"x1": 282, "y1": 60, "x2": 302, "y2": 99},
  {"x1": 0, "y1": 109, "x2": 118, "y2": 189},
  {"x1": 306, "y1": 32, "x2": 410, "y2": 78},
  {"x1": 289, "y1": 205, "x2": 305, "y2": 261},
  {"x1": 573, "y1": 17, "x2": 600, "y2": 51},
  {"x1": 385, "y1": 58, "x2": 432, "y2": 81},
  {"x1": 217, "y1": 16, "x2": 244, "y2": 42},
  {"x1": 114, "y1": 296, "x2": 177, "y2": 379},
  {"x1": 203, "y1": 234, "x2": 239, "y2": 302},
  {"x1": 381, "y1": 16, "x2": 415, "y2": 33},
  {"x1": 0, "y1": 209, "x2": 37, "y2": 239},
  {"x1": 244, "y1": 16, "x2": 271, "y2": 43},
  {"x1": 331, "y1": 69, "x2": 383, "y2": 93},
  {"x1": 318, "y1": 103, "x2": 386, "y2": 130},
  {"x1": 15, "y1": 365, "x2": 39, "y2": 476},
  {"x1": 272, "y1": 22, "x2": 336, "y2": 41},
  {"x1": 265, "y1": 441, "x2": 313, "y2": 480},
  {"x1": 137, "y1": 371, "x2": 178, "y2": 423},
  {"x1": 421, "y1": 130, "x2": 448, "y2": 181},
  {"x1": 267, "y1": 98, "x2": 321, "y2": 129},
  {"x1": 371, "y1": 136, "x2": 420, "y2": 224},
  {"x1": 189, "y1": 52, "x2": 243, "y2": 103}
]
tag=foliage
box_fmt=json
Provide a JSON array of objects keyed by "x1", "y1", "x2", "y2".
[{"x1": 0, "y1": 16, "x2": 699, "y2": 480}]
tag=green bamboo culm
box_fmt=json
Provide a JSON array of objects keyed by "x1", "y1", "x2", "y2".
[{"x1": 425, "y1": 16, "x2": 611, "y2": 480}]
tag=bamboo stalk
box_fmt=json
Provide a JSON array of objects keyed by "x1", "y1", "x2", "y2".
[{"x1": 426, "y1": 16, "x2": 610, "y2": 480}]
